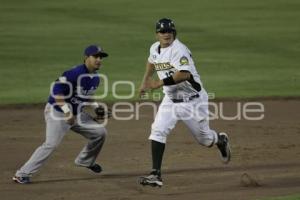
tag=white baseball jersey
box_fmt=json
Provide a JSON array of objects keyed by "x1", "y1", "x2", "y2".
[
  {"x1": 148, "y1": 39, "x2": 203, "y2": 99},
  {"x1": 148, "y1": 39, "x2": 218, "y2": 146}
]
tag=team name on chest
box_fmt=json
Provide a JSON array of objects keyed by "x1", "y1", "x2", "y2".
[
  {"x1": 154, "y1": 62, "x2": 174, "y2": 71},
  {"x1": 77, "y1": 86, "x2": 97, "y2": 96}
]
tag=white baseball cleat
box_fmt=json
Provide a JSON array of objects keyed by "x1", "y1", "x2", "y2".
[
  {"x1": 139, "y1": 174, "x2": 163, "y2": 187},
  {"x1": 12, "y1": 176, "x2": 31, "y2": 184}
]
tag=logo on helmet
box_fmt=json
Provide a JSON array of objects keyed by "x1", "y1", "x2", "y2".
[{"x1": 156, "y1": 18, "x2": 176, "y2": 36}]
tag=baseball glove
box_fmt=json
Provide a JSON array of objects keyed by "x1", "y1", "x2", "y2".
[{"x1": 94, "y1": 106, "x2": 112, "y2": 120}]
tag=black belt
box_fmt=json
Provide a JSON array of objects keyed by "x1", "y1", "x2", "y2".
[{"x1": 171, "y1": 94, "x2": 200, "y2": 103}]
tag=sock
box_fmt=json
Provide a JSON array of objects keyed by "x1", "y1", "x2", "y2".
[{"x1": 151, "y1": 140, "x2": 165, "y2": 176}]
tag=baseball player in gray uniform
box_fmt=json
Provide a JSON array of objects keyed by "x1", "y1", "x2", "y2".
[
  {"x1": 13, "y1": 45, "x2": 110, "y2": 184},
  {"x1": 138, "y1": 18, "x2": 231, "y2": 187}
]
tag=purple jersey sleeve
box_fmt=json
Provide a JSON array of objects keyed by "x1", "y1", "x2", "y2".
[{"x1": 52, "y1": 71, "x2": 76, "y2": 96}]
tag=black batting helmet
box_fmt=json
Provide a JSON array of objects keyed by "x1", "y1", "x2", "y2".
[{"x1": 155, "y1": 18, "x2": 176, "y2": 36}]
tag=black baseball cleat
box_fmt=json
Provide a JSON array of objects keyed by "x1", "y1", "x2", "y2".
[
  {"x1": 87, "y1": 163, "x2": 102, "y2": 173},
  {"x1": 217, "y1": 132, "x2": 231, "y2": 164},
  {"x1": 139, "y1": 173, "x2": 163, "y2": 187}
]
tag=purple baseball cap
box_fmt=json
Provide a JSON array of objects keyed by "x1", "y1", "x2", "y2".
[{"x1": 84, "y1": 45, "x2": 108, "y2": 57}]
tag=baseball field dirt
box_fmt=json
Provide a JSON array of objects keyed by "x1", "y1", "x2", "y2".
[{"x1": 1, "y1": 99, "x2": 299, "y2": 200}]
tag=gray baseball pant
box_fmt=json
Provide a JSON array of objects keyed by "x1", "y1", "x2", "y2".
[{"x1": 16, "y1": 103, "x2": 107, "y2": 177}]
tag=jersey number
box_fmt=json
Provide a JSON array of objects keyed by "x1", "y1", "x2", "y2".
[{"x1": 165, "y1": 71, "x2": 174, "y2": 77}]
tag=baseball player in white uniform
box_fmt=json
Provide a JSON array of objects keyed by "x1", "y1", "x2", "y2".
[{"x1": 138, "y1": 18, "x2": 231, "y2": 187}]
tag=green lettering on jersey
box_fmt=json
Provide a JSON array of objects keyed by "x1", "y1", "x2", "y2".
[{"x1": 154, "y1": 62, "x2": 174, "y2": 71}]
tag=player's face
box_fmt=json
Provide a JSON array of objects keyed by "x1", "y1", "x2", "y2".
[
  {"x1": 157, "y1": 31, "x2": 175, "y2": 48},
  {"x1": 85, "y1": 55, "x2": 102, "y2": 72}
]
